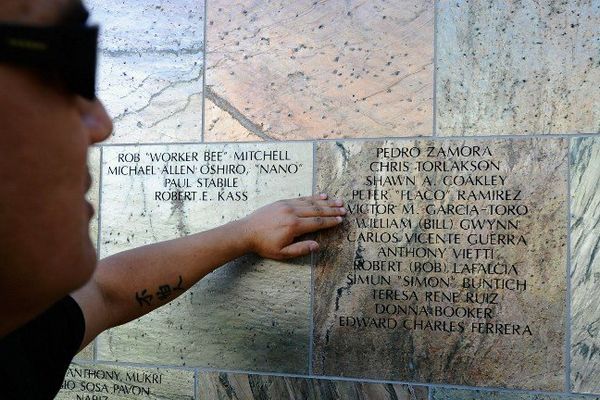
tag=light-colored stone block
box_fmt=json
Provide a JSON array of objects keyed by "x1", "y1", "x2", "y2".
[
  {"x1": 74, "y1": 342, "x2": 94, "y2": 362},
  {"x1": 205, "y1": 0, "x2": 433, "y2": 141},
  {"x1": 56, "y1": 362, "x2": 194, "y2": 399},
  {"x1": 97, "y1": 143, "x2": 313, "y2": 373},
  {"x1": 571, "y1": 136, "x2": 600, "y2": 394},
  {"x1": 198, "y1": 372, "x2": 428, "y2": 400},
  {"x1": 437, "y1": 0, "x2": 600, "y2": 136},
  {"x1": 88, "y1": 0, "x2": 204, "y2": 143},
  {"x1": 314, "y1": 138, "x2": 568, "y2": 390}
]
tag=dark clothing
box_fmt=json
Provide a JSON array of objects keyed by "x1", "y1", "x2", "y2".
[{"x1": 0, "y1": 296, "x2": 85, "y2": 399}]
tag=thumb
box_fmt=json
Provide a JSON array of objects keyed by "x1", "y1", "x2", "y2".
[{"x1": 279, "y1": 241, "x2": 319, "y2": 259}]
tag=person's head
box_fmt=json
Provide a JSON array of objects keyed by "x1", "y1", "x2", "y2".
[{"x1": 0, "y1": 0, "x2": 112, "y2": 334}]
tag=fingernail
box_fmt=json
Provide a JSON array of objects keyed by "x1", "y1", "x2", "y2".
[
  {"x1": 310, "y1": 243, "x2": 319, "y2": 251},
  {"x1": 336, "y1": 216, "x2": 343, "y2": 222},
  {"x1": 320, "y1": 193, "x2": 328, "y2": 199},
  {"x1": 339, "y1": 207, "x2": 346, "y2": 215},
  {"x1": 335, "y1": 199, "x2": 343, "y2": 206}
]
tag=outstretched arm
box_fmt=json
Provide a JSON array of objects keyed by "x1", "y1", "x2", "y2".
[{"x1": 71, "y1": 195, "x2": 345, "y2": 349}]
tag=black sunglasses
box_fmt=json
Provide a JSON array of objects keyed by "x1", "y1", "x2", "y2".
[{"x1": 0, "y1": 24, "x2": 98, "y2": 100}]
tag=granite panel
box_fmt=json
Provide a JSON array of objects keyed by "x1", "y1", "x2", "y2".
[
  {"x1": 88, "y1": 0, "x2": 203, "y2": 143},
  {"x1": 74, "y1": 342, "x2": 95, "y2": 362},
  {"x1": 437, "y1": 0, "x2": 600, "y2": 136},
  {"x1": 205, "y1": 0, "x2": 433, "y2": 141},
  {"x1": 97, "y1": 143, "x2": 313, "y2": 373},
  {"x1": 432, "y1": 388, "x2": 600, "y2": 400},
  {"x1": 571, "y1": 136, "x2": 600, "y2": 394},
  {"x1": 205, "y1": 96, "x2": 267, "y2": 142},
  {"x1": 313, "y1": 139, "x2": 568, "y2": 390},
  {"x1": 197, "y1": 372, "x2": 428, "y2": 400},
  {"x1": 56, "y1": 362, "x2": 194, "y2": 399}
]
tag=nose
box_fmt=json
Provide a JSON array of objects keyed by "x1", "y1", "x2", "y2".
[{"x1": 76, "y1": 97, "x2": 113, "y2": 144}]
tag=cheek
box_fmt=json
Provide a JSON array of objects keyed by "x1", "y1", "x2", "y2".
[
  {"x1": 1, "y1": 72, "x2": 88, "y2": 185},
  {"x1": 0, "y1": 68, "x2": 95, "y2": 304}
]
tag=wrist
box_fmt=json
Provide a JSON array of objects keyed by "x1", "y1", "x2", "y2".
[{"x1": 227, "y1": 217, "x2": 256, "y2": 255}]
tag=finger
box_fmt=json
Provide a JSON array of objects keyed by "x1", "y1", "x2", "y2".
[
  {"x1": 295, "y1": 194, "x2": 326, "y2": 202},
  {"x1": 295, "y1": 216, "x2": 343, "y2": 235},
  {"x1": 296, "y1": 205, "x2": 346, "y2": 218},
  {"x1": 280, "y1": 240, "x2": 319, "y2": 259},
  {"x1": 294, "y1": 196, "x2": 344, "y2": 208}
]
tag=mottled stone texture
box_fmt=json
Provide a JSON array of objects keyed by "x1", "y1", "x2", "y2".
[
  {"x1": 571, "y1": 137, "x2": 600, "y2": 394},
  {"x1": 437, "y1": 0, "x2": 600, "y2": 136},
  {"x1": 432, "y1": 388, "x2": 600, "y2": 400},
  {"x1": 88, "y1": 0, "x2": 203, "y2": 143},
  {"x1": 74, "y1": 344, "x2": 94, "y2": 361},
  {"x1": 97, "y1": 143, "x2": 312, "y2": 373},
  {"x1": 205, "y1": 0, "x2": 433, "y2": 141},
  {"x1": 198, "y1": 372, "x2": 428, "y2": 400},
  {"x1": 314, "y1": 139, "x2": 568, "y2": 390},
  {"x1": 56, "y1": 363, "x2": 194, "y2": 399}
]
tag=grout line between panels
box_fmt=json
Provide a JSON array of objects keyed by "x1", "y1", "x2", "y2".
[
  {"x1": 200, "y1": 0, "x2": 208, "y2": 143},
  {"x1": 308, "y1": 142, "x2": 317, "y2": 375},
  {"x1": 565, "y1": 138, "x2": 573, "y2": 392},
  {"x1": 96, "y1": 131, "x2": 600, "y2": 148},
  {"x1": 194, "y1": 368, "x2": 199, "y2": 400},
  {"x1": 432, "y1": 0, "x2": 439, "y2": 137}
]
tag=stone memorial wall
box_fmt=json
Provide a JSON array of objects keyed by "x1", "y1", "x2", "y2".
[{"x1": 58, "y1": 0, "x2": 599, "y2": 399}]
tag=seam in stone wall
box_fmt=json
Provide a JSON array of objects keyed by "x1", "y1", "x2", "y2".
[
  {"x1": 308, "y1": 141, "x2": 318, "y2": 376},
  {"x1": 194, "y1": 368, "x2": 199, "y2": 399},
  {"x1": 201, "y1": 0, "x2": 208, "y2": 143},
  {"x1": 566, "y1": 137, "x2": 574, "y2": 392},
  {"x1": 93, "y1": 132, "x2": 600, "y2": 149},
  {"x1": 432, "y1": 0, "x2": 439, "y2": 138}
]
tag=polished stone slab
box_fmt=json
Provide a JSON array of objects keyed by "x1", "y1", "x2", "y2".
[
  {"x1": 97, "y1": 143, "x2": 312, "y2": 373},
  {"x1": 205, "y1": 0, "x2": 433, "y2": 141},
  {"x1": 437, "y1": 0, "x2": 600, "y2": 136},
  {"x1": 313, "y1": 139, "x2": 568, "y2": 390},
  {"x1": 198, "y1": 372, "x2": 428, "y2": 400},
  {"x1": 571, "y1": 136, "x2": 600, "y2": 394},
  {"x1": 88, "y1": 0, "x2": 204, "y2": 143},
  {"x1": 55, "y1": 362, "x2": 194, "y2": 399},
  {"x1": 432, "y1": 388, "x2": 600, "y2": 400}
]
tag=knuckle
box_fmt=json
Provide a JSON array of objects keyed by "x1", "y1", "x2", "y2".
[
  {"x1": 280, "y1": 203, "x2": 294, "y2": 214},
  {"x1": 287, "y1": 216, "x2": 300, "y2": 228}
]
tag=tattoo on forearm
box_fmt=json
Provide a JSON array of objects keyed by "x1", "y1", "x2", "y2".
[{"x1": 135, "y1": 275, "x2": 185, "y2": 307}]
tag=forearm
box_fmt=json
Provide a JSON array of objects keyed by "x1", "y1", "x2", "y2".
[
  {"x1": 72, "y1": 195, "x2": 344, "y2": 349},
  {"x1": 93, "y1": 219, "x2": 251, "y2": 327}
]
